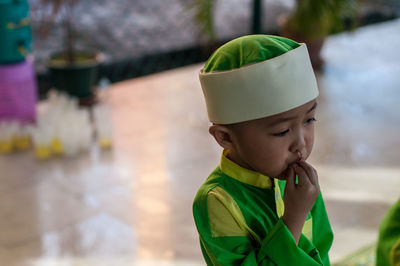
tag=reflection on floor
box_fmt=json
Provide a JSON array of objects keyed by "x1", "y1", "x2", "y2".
[{"x1": 1, "y1": 19, "x2": 399, "y2": 266}]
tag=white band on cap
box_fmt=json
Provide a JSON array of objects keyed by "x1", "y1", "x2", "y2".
[{"x1": 199, "y1": 44, "x2": 319, "y2": 124}]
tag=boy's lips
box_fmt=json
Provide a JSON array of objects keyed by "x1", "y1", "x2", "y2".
[
  {"x1": 280, "y1": 156, "x2": 306, "y2": 178},
  {"x1": 287, "y1": 157, "x2": 304, "y2": 168},
  {"x1": 294, "y1": 151, "x2": 305, "y2": 163}
]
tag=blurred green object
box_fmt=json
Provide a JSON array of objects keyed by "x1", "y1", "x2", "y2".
[
  {"x1": 186, "y1": 0, "x2": 265, "y2": 40},
  {"x1": 185, "y1": 0, "x2": 216, "y2": 40},
  {"x1": 0, "y1": 0, "x2": 32, "y2": 64},
  {"x1": 280, "y1": 0, "x2": 359, "y2": 70},
  {"x1": 186, "y1": 0, "x2": 358, "y2": 40},
  {"x1": 283, "y1": 0, "x2": 359, "y2": 41},
  {"x1": 187, "y1": 0, "x2": 359, "y2": 70},
  {"x1": 376, "y1": 197, "x2": 400, "y2": 266}
]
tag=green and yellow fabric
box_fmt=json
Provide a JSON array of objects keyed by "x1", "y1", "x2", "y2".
[
  {"x1": 376, "y1": 197, "x2": 400, "y2": 266},
  {"x1": 193, "y1": 150, "x2": 334, "y2": 265}
]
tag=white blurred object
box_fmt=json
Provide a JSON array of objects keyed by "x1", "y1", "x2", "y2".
[
  {"x1": 0, "y1": 121, "x2": 17, "y2": 153},
  {"x1": 0, "y1": 121, "x2": 34, "y2": 153},
  {"x1": 93, "y1": 103, "x2": 113, "y2": 149},
  {"x1": 15, "y1": 123, "x2": 32, "y2": 151},
  {"x1": 59, "y1": 122, "x2": 80, "y2": 157},
  {"x1": 32, "y1": 90, "x2": 94, "y2": 158},
  {"x1": 77, "y1": 109, "x2": 92, "y2": 151},
  {"x1": 2, "y1": 90, "x2": 112, "y2": 158},
  {"x1": 31, "y1": 125, "x2": 52, "y2": 159}
]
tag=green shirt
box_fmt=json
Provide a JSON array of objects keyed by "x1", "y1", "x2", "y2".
[
  {"x1": 193, "y1": 151, "x2": 334, "y2": 265},
  {"x1": 376, "y1": 197, "x2": 400, "y2": 266}
]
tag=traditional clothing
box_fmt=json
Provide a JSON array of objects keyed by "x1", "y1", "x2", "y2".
[{"x1": 193, "y1": 151, "x2": 333, "y2": 265}]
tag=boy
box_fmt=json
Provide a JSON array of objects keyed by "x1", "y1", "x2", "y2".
[{"x1": 193, "y1": 35, "x2": 334, "y2": 265}]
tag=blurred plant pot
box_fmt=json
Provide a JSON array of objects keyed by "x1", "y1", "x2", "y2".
[
  {"x1": 279, "y1": 17, "x2": 325, "y2": 71},
  {"x1": 283, "y1": 32, "x2": 325, "y2": 71},
  {"x1": 47, "y1": 51, "x2": 102, "y2": 105}
]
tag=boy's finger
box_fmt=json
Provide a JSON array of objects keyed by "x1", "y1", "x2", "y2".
[
  {"x1": 285, "y1": 166, "x2": 295, "y2": 189},
  {"x1": 292, "y1": 164, "x2": 311, "y2": 187},
  {"x1": 298, "y1": 161, "x2": 318, "y2": 186},
  {"x1": 309, "y1": 167, "x2": 319, "y2": 186},
  {"x1": 299, "y1": 162, "x2": 318, "y2": 186}
]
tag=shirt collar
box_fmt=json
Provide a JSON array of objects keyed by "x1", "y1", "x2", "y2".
[{"x1": 220, "y1": 149, "x2": 273, "y2": 189}]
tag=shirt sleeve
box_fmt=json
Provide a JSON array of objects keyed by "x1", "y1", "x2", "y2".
[{"x1": 193, "y1": 186, "x2": 324, "y2": 265}]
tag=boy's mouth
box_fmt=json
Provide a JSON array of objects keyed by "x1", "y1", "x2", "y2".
[
  {"x1": 289, "y1": 156, "x2": 304, "y2": 166},
  {"x1": 278, "y1": 156, "x2": 306, "y2": 179},
  {"x1": 293, "y1": 151, "x2": 305, "y2": 164}
]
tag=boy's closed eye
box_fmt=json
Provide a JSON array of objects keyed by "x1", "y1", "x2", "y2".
[
  {"x1": 273, "y1": 129, "x2": 290, "y2": 137},
  {"x1": 272, "y1": 117, "x2": 317, "y2": 137}
]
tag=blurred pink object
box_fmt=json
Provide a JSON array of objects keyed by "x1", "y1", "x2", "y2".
[{"x1": 0, "y1": 58, "x2": 37, "y2": 122}]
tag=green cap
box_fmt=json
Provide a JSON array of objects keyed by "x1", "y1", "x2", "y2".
[
  {"x1": 199, "y1": 35, "x2": 318, "y2": 124},
  {"x1": 204, "y1": 35, "x2": 301, "y2": 73}
]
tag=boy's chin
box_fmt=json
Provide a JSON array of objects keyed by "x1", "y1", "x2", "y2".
[
  {"x1": 275, "y1": 163, "x2": 298, "y2": 180},
  {"x1": 274, "y1": 168, "x2": 290, "y2": 180}
]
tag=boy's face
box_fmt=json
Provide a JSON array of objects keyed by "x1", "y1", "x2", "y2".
[{"x1": 214, "y1": 100, "x2": 317, "y2": 180}]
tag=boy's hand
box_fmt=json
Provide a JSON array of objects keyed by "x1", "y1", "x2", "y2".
[{"x1": 282, "y1": 161, "x2": 320, "y2": 244}]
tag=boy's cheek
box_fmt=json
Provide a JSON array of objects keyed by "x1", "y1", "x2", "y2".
[{"x1": 263, "y1": 158, "x2": 289, "y2": 179}]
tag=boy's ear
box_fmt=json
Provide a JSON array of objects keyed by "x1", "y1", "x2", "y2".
[{"x1": 209, "y1": 125, "x2": 235, "y2": 150}]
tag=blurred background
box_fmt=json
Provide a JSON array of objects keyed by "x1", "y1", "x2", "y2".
[{"x1": 0, "y1": 0, "x2": 399, "y2": 265}]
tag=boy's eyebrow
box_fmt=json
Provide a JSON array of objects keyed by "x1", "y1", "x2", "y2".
[
  {"x1": 307, "y1": 102, "x2": 318, "y2": 113},
  {"x1": 268, "y1": 102, "x2": 318, "y2": 126}
]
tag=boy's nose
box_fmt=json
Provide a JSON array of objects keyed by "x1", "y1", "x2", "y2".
[{"x1": 290, "y1": 131, "x2": 306, "y2": 154}]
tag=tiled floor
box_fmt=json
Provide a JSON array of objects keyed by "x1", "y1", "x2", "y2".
[{"x1": 1, "y1": 19, "x2": 400, "y2": 265}]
